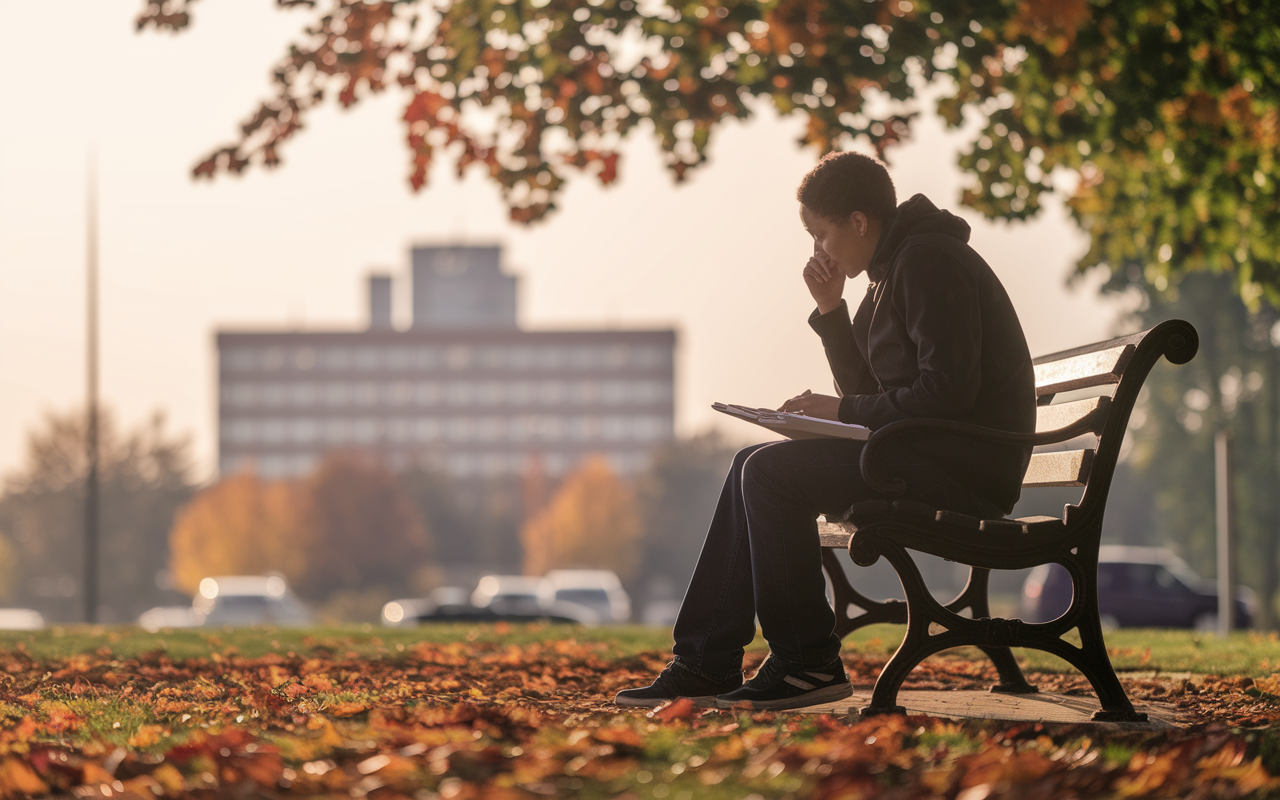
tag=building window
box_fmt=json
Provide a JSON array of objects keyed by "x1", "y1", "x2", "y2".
[
  {"x1": 477, "y1": 381, "x2": 502, "y2": 405},
  {"x1": 386, "y1": 347, "x2": 412, "y2": 370},
  {"x1": 477, "y1": 418, "x2": 504, "y2": 441},
  {"x1": 222, "y1": 419, "x2": 256, "y2": 443},
  {"x1": 538, "y1": 347, "x2": 566, "y2": 368},
  {"x1": 354, "y1": 419, "x2": 379, "y2": 443},
  {"x1": 572, "y1": 381, "x2": 599, "y2": 403},
  {"x1": 325, "y1": 382, "x2": 350, "y2": 406},
  {"x1": 356, "y1": 347, "x2": 381, "y2": 370},
  {"x1": 600, "y1": 381, "x2": 626, "y2": 404},
  {"x1": 323, "y1": 347, "x2": 351, "y2": 370},
  {"x1": 325, "y1": 419, "x2": 350, "y2": 443},
  {"x1": 446, "y1": 382, "x2": 472, "y2": 405},
  {"x1": 633, "y1": 346, "x2": 669, "y2": 367},
  {"x1": 389, "y1": 381, "x2": 413, "y2": 405},
  {"x1": 262, "y1": 420, "x2": 286, "y2": 443},
  {"x1": 224, "y1": 384, "x2": 258, "y2": 407},
  {"x1": 413, "y1": 347, "x2": 439, "y2": 369},
  {"x1": 606, "y1": 345, "x2": 628, "y2": 368},
  {"x1": 294, "y1": 348, "x2": 316, "y2": 370},
  {"x1": 538, "y1": 381, "x2": 564, "y2": 404},
  {"x1": 291, "y1": 383, "x2": 317, "y2": 406},
  {"x1": 415, "y1": 381, "x2": 441, "y2": 406},
  {"x1": 446, "y1": 345, "x2": 471, "y2": 368},
  {"x1": 263, "y1": 348, "x2": 287, "y2": 371},
  {"x1": 291, "y1": 419, "x2": 318, "y2": 443},
  {"x1": 508, "y1": 381, "x2": 534, "y2": 405},
  {"x1": 387, "y1": 418, "x2": 413, "y2": 442},
  {"x1": 262, "y1": 384, "x2": 287, "y2": 406},
  {"x1": 415, "y1": 418, "x2": 439, "y2": 442},
  {"x1": 223, "y1": 348, "x2": 257, "y2": 372},
  {"x1": 446, "y1": 417, "x2": 473, "y2": 441},
  {"x1": 356, "y1": 382, "x2": 378, "y2": 406},
  {"x1": 507, "y1": 347, "x2": 533, "y2": 369}
]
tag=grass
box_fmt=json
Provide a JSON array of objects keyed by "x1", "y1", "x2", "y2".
[{"x1": 0, "y1": 622, "x2": 1274, "y2": 677}]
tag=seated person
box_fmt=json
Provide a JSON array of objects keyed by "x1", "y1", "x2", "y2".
[{"x1": 615, "y1": 151, "x2": 1036, "y2": 710}]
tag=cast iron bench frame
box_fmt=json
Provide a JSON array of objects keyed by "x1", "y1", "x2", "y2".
[{"x1": 817, "y1": 319, "x2": 1199, "y2": 722}]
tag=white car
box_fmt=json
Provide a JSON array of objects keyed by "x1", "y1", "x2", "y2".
[
  {"x1": 0, "y1": 609, "x2": 44, "y2": 630},
  {"x1": 138, "y1": 605, "x2": 203, "y2": 632},
  {"x1": 194, "y1": 575, "x2": 313, "y2": 627},
  {"x1": 539, "y1": 569, "x2": 631, "y2": 623},
  {"x1": 471, "y1": 575, "x2": 547, "y2": 616}
]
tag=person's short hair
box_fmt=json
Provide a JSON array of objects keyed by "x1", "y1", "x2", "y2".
[{"x1": 796, "y1": 151, "x2": 897, "y2": 222}]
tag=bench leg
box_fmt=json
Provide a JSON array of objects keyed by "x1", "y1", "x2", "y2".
[
  {"x1": 822, "y1": 548, "x2": 907, "y2": 639},
  {"x1": 943, "y1": 567, "x2": 1037, "y2": 695},
  {"x1": 1062, "y1": 554, "x2": 1149, "y2": 722},
  {"x1": 859, "y1": 542, "x2": 946, "y2": 717}
]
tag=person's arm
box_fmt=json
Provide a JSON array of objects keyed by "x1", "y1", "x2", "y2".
[
  {"x1": 838, "y1": 245, "x2": 983, "y2": 427},
  {"x1": 807, "y1": 299, "x2": 878, "y2": 397}
]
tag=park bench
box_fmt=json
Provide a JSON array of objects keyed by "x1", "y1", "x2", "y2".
[{"x1": 817, "y1": 319, "x2": 1199, "y2": 722}]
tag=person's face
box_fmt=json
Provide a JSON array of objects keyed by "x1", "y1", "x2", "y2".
[{"x1": 801, "y1": 205, "x2": 878, "y2": 280}]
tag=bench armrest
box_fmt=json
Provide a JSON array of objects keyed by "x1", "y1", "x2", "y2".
[{"x1": 860, "y1": 402, "x2": 1108, "y2": 495}]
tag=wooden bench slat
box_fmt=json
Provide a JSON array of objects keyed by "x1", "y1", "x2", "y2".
[
  {"x1": 1034, "y1": 345, "x2": 1134, "y2": 397},
  {"x1": 1023, "y1": 449, "x2": 1094, "y2": 487},
  {"x1": 1035, "y1": 397, "x2": 1108, "y2": 434}
]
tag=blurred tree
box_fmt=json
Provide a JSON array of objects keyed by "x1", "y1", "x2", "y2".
[
  {"x1": 398, "y1": 466, "x2": 521, "y2": 570},
  {"x1": 168, "y1": 472, "x2": 312, "y2": 595},
  {"x1": 299, "y1": 453, "x2": 432, "y2": 598},
  {"x1": 0, "y1": 408, "x2": 195, "y2": 621},
  {"x1": 1121, "y1": 272, "x2": 1280, "y2": 628},
  {"x1": 138, "y1": 0, "x2": 1280, "y2": 300},
  {"x1": 520, "y1": 456, "x2": 641, "y2": 579},
  {"x1": 633, "y1": 431, "x2": 738, "y2": 598}
]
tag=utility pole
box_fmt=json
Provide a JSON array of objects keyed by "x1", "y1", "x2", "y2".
[
  {"x1": 1215, "y1": 428, "x2": 1237, "y2": 637},
  {"x1": 85, "y1": 157, "x2": 100, "y2": 624}
]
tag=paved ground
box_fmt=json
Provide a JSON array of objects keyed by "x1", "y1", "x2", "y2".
[{"x1": 798, "y1": 688, "x2": 1182, "y2": 727}]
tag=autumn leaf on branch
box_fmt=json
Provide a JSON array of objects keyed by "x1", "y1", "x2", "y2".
[{"x1": 138, "y1": 0, "x2": 1280, "y2": 305}]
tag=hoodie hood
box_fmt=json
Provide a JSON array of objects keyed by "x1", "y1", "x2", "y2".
[{"x1": 867, "y1": 194, "x2": 971, "y2": 282}]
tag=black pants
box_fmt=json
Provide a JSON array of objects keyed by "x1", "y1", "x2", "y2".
[{"x1": 671, "y1": 437, "x2": 1000, "y2": 681}]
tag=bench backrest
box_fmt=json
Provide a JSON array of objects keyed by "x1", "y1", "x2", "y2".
[{"x1": 1023, "y1": 320, "x2": 1198, "y2": 517}]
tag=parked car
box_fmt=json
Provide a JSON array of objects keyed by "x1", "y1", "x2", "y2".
[
  {"x1": 0, "y1": 609, "x2": 44, "y2": 630},
  {"x1": 138, "y1": 605, "x2": 203, "y2": 632},
  {"x1": 1021, "y1": 545, "x2": 1255, "y2": 629},
  {"x1": 389, "y1": 577, "x2": 598, "y2": 625},
  {"x1": 382, "y1": 587, "x2": 471, "y2": 627},
  {"x1": 538, "y1": 569, "x2": 631, "y2": 623},
  {"x1": 194, "y1": 575, "x2": 313, "y2": 627},
  {"x1": 471, "y1": 575, "x2": 548, "y2": 616}
]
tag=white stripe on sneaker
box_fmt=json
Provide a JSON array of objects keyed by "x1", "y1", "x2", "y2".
[
  {"x1": 784, "y1": 676, "x2": 816, "y2": 690},
  {"x1": 804, "y1": 671, "x2": 834, "y2": 681}
]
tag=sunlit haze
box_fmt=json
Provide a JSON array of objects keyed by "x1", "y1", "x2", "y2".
[{"x1": 0, "y1": 0, "x2": 1127, "y2": 482}]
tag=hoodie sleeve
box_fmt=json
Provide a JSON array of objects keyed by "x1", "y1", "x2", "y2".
[
  {"x1": 836, "y1": 244, "x2": 983, "y2": 427},
  {"x1": 808, "y1": 299, "x2": 879, "y2": 397}
]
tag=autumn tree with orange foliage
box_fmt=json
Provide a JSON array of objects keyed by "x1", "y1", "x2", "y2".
[
  {"x1": 170, "y1": 453, "x2": 430, "y2": 601},
  {"x1": 521, "y1": 456, "x2": 640, "y2": 581},
  {"x1": 168, "y1": 473, "x2": 312, "y2": 596}
]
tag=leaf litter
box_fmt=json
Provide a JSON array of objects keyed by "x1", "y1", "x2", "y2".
[{"x1": 0, "y1": 638, "x2": 1274, "y2": 798}]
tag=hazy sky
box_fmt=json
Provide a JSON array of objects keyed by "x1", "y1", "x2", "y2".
[{"x1": 0, "y1": 0, "x2": 1129, "y2": 483}]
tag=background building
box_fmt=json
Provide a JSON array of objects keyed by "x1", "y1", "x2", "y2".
[{"x1": 216, "y1": 245, "x2": 676, "y2": 481}]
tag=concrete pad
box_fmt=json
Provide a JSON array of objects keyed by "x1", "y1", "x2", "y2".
[{"x1": 793, "y1": 689, "x2": 1183, "y2": 728}]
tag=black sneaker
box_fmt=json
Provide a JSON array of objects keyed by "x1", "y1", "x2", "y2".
[
  {"x1": 715, "y1": 655, "x2": 852, "y2": 710},
  {"x1": 614, "y1": 663, "x2": 743, "y2": 708}
]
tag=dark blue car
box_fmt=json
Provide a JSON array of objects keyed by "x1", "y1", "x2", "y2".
[{"x1": 1021, "y1": 546, "x2": 1255, "y2": 630}]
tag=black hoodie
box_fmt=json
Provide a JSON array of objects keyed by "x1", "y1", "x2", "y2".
[{"x1": 808, "y1": 194, "x2": 1036, "y2": 515}]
